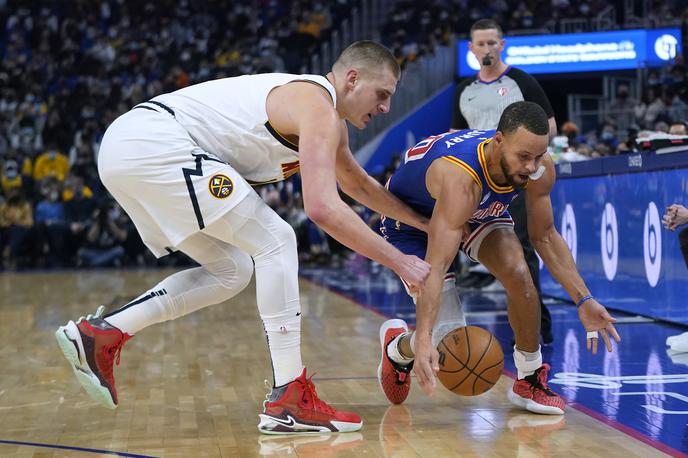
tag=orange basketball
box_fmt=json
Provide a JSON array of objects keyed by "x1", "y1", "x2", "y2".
[{"x1": 437, "y1": 326, "x2": 504, "y2": 396}]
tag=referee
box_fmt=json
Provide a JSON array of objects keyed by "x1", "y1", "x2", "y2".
[{"x1": 452, "y1": 19, "x2": 556, "y2": 344}]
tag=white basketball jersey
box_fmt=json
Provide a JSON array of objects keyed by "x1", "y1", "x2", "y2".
[{"x1": 152, "y1": 73, "x2": 337, "y2": 184}]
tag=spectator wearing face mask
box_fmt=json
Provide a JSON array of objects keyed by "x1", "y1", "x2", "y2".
[
  {"x1": 599, "y1": 123, "x2": 619, "y2": 152},
  {"x1": 607, "y1": 84, "x2": 638, "y2": 131}
]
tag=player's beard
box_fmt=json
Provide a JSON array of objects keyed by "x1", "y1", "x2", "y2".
[
  {"x1": 482, "y1": 54, "x2": 493, "y2": 66},
  {"x1": 499, "y1": 155, "x2": 526, "y2": 189}
]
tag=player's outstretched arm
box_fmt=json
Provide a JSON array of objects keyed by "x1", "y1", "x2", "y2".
[
  {"x1": 526, "y1": 156, "x2": 620, "y2": 354},
  {"x1": 268, "y1": 82, "x2": 430, "y2": 289},
  {"x1": 414, "y1": 159, "x2": 480, "y2": 396},
  {"x1": 335, "y1": 138, "x2": 429, "y2": 233}
]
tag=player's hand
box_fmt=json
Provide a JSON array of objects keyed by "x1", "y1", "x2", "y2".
[
  {"x1": 663, "y1": 204, "x2": 688, "y2": 230},
  {"x1": 413, "y1": 337, "x2": 439, "y2": 396},
  {"x1": 394, "y1": 254, "x2": 431, "y2": 290},
  {"x1": 662, "y1": 205, "x2": 679, "y2": 230},
  {"x1": 578, "y1": 299, "x2": 621, "y2": 354}
]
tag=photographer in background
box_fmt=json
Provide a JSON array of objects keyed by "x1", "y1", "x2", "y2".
[{"x1": 77, "y1": 200, "x2": 128, "y2": 268}]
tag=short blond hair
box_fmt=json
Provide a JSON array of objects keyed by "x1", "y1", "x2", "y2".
[{"x1": 333, "y1": 41, "x2": 400, "y2": 79}]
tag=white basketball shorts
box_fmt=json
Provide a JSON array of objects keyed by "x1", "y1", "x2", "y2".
[{"x1": 97, "y1": 107, "x2": 251, "y2": 257}]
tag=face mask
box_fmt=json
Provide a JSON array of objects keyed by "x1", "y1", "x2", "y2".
[
  {"x1": 601, "y1": 132, "x2": 614, "y2": 140},
  {"x1": 49, "y1": 190, "x2": 59, "y2": 201},
  {"x1": 648, "y1": 78, "x2": 659, "y2": 86}
]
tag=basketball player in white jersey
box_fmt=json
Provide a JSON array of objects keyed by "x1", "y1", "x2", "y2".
[{"x1": 55, "y1": 41, "x2": 431, "y2": 434}]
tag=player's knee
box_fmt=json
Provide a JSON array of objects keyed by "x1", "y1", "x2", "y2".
[
  {"x1": 205, "y1": 252, "x2": 254, "y2": 296},
  {"x1": 260, "y1": 217, "x2": 297, "y2": 258},
  {"x1": 232, "y1": 253, "x2": 254, "y2": 291},
  {"x1": 502, "y1": 262, "x2": 535, "y2": 297}
]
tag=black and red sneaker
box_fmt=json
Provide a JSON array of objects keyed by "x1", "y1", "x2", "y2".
[
  {"x1": 55, "y1": 306, "x2": 132, "y2": 409},
  {"x1": 258, "y1": 368, "x2": 362, "y2": 434},
  {"x1": 378, "y1": 319, "x2": 413, "y2": 404},
  {"x1": 508, "y1": 364, "x2": 565, "y2": 415}
]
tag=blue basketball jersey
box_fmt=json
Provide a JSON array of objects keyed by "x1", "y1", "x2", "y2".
[{"x1": 382, "y1": 129, "x2": 521, "y2": 239}]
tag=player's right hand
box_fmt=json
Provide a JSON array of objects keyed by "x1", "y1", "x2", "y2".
[
  {"x1": 413, "y1": 338, "x2": 439, "y2": 396},
  {"x1": 394, "y1": 254, "x2": 431, "y2": 290}
]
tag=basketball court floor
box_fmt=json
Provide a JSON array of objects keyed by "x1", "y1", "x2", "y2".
[{"x1": 1, "y1": 266, "x2": 686, "y2": 457}]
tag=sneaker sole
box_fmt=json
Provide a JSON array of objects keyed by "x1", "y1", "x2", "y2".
[
  {"x1": 257, "y1": 414, "x2": 362, "y2": 435},
  {"x1": 507, "y1": 388, "x2": 565, "y2": 415},
  {"x1": 378, "y1": 319, "x2": 410, "y2": 404},
  {"x1": 55, "y1": 321, "x2": 117, "y2": 410}
]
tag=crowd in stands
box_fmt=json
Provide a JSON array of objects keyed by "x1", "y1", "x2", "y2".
[
  {"x1": 0, "y1": 0, "x2": 358, "y2": 270},
  {"x1": 552, "y1": 61, "x2": 688, "y2": 162},
  {"x1": 1, "y1": 1, "x2": 688, "y2": 269}
]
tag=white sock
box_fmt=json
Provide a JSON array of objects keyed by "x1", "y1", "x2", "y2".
[
  {"x1": 262, "y1": 310, "x2": 303, "y2": 386},
  {"x1": 201, "y1": 193, "x2": 304, "y2": 387},
  {"x1": 387, "y1": 332, "x2": 414, "y2": 365},
  {"x1": 513, "y1": 345, "x2": 542, "y2": 379}
]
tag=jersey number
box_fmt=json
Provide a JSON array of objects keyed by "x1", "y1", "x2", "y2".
[{"x1": 405, "y1": 134, "x2": 445, "y2": 162}]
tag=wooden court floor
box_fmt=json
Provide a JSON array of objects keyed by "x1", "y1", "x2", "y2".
[{"x1": 0, "y1": 269, "x2": 671, "y2": 457}]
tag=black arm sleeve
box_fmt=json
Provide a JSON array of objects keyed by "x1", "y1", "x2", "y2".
[
  {"x1": 451, "y1": 79, "x2": 472, "y2": 130},
  {"x1": 508, "y1": 67, "x2": 555, "y2": 118}
]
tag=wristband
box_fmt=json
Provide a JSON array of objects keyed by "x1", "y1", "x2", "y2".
[{"x1": 576, "y1": 294, "x2": 593, "y2": 307}]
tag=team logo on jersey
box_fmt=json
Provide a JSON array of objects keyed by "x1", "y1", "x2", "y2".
[
  {"x1": 208, "y1": 174, "x2": 234, "y2": 199},
  {"x1": 498, "y1": 87, "x2": 508, "y2": 96}
]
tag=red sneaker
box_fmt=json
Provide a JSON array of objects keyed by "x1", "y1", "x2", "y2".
[
  {"x1": 258, "y1": 368, "x2": 362, "y2": 434},
  {"x1": 55, "y1": 306, "x2": 132, "y2": 409},
  {"x1": 377, "y1": 319, "x2": 413, "y2": 404},
  {"x1": 507, "y1": 364, "x2": 565, "y2": 415}
]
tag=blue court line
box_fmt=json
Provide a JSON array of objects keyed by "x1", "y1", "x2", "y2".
[{"x1": 0, "y1": 439, "x2": 158, "y2": 457}]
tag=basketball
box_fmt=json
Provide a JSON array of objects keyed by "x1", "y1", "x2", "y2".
[{"x1": 437, "y1": 326, "x2": 504, "y2": 396}]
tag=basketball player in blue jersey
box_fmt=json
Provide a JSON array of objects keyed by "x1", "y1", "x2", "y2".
[{"x1": 377, "y1": 101, "x2": 620, "y2": 414}]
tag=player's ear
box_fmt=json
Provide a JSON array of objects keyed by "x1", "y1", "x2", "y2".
[
  {"x1": 345, "y1": 69, "x2": 359, "y2": 90},
  {"x1": 494, "y1": 131, "x2": 504, "y2": 145}
]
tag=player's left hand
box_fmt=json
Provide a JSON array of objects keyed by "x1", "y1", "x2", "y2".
[{"x1": 578, "y1": 299, "x2": 621, "y2": 354}]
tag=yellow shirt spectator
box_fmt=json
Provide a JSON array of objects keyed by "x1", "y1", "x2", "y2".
[
  {"x1": 0, "y1": 200, "x2": 33, "y2": 228},
  {"x1": 33, "y1": 151, "x2": 70, "y2": 182}
]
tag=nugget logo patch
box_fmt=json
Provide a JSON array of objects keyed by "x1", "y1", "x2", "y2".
[{"x1": 208, "y1": 174, "x2": 234, "y2": 199}]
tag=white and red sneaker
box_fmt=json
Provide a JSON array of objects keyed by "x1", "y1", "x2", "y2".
[
  {"x1": 507, "y1": 364, "x2": 565, "y2": 415},
  {"x1": 377, "y1": 319, "x2": 413, "y2": 405},
  {"x1": 258, "y1": 368, "x2": 362, "y2": 434},
  {"x1": 55, "y1": 306, "x2": 132, "y2": 409}
]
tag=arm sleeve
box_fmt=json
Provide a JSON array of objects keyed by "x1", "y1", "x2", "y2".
[
  {"x1": 450, "y1": 80, "x2": 471, "y2": 130},
  {"x1": 510, "y1": 68, "x2": 555, "y2": 118}
]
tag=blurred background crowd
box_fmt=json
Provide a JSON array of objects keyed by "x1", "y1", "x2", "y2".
[{"x1": 0, "y1": 0, "x2": 687, "y2": 270}]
